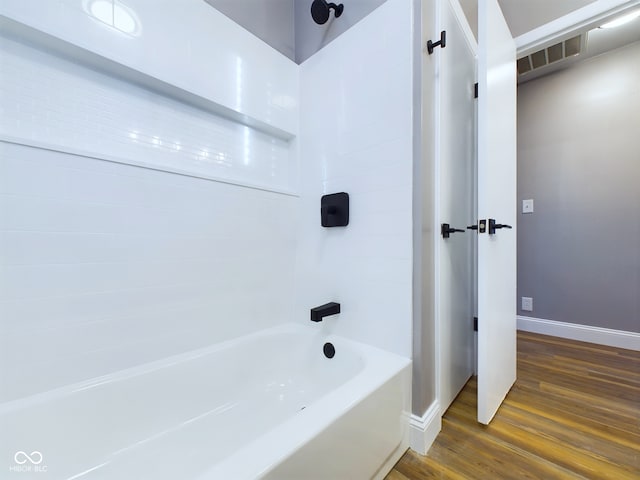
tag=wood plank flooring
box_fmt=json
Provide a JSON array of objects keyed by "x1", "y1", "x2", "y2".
[{"x1": 387, "y1": 331, "x2": 640, "y2": 479}]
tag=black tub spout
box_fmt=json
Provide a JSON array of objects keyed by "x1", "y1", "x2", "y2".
[{"x1": 310, "y1": 302, "x2": 341, "y2": 322}]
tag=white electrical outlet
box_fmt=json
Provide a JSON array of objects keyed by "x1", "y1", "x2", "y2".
[
  {"x1": 522, "y1": 199, "x2": 534, "y2": 214},
  {"x1": 521, "y1": 297, "x2": 533, "y2": 311}
]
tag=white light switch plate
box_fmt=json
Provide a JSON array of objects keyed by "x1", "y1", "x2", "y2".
[{"x1": 522, "y1": 199, "x2": 534, "y2": 214}]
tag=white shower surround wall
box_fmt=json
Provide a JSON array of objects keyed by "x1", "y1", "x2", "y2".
[
  {"x1": 0, "y1": 0, "x2": 299, "y2": 135},
  {"x1": 0, "y1": 140, "x2": 298, "y2": 402},
  {"x1": 0, "y1": 0, "x2": 414, "y2": 478},
  {"x1": 0, "y1": 36, "x2": 295, "y2": 194},
  {"x1": 296, "y1": 0, "x2": 414, "y2": 358},
  {"x1": 0, "y1": 0, "x2": 301, "y2": 401}
]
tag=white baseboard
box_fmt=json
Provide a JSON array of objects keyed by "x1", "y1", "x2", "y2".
[
  {"x1": 517, "y1": 316, "x2": 640, "y2": 351},
  {"x1": 409, "y1": 400, "x2": 441, "y2": 455}
]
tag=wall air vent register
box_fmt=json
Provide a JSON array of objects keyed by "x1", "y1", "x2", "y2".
[{"x1": 517, "y1": 35, "x2": 586, "y2": 77}]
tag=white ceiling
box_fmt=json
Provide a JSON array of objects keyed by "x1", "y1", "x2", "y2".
[
  {"x1": 517, "y1": 13, "x2": 640, "y2": 83},
  {"x1": 586, "y1": 13, "x2": 640, "y2": 57},
  {"x1": 458, "y1": 0, "x2": 599, "y2": 39},
  {"x1": 457, "y1": 0, "x2": 640, "y2": 83},
  {"x1": 498, "y1": 0, "x2": 597, "y2": 37}
]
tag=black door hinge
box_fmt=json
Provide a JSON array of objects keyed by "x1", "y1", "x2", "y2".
[
  {"x1": 473, "y1": 316, "x2": 478, "y2": 332},
  {"x1": 474, "y1": 83, "x2": 478, "y2": 98}
]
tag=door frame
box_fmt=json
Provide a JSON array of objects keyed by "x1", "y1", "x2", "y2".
[
  {"x1": 433, "y1": 0, "x2": 478, "y2": 415},
  {"x1": 515, "y1": 0, "x2": 638, "y2": 56},
  {"x1": 414, "y1": 0, "x2": 637, "y2": 455},
  {"x1": 433, "y1": 0, "x2": 635, "y2": 421}
]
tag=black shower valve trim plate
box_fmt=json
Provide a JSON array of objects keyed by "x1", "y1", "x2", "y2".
[{"x1": 321, "y1": 192, "x2": 349, "y2": 227}]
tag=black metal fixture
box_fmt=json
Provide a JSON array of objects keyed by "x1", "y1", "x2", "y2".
[
  {"x1": 469, "y1": 220, "x2": 487, "y2": 233},
  {"x1": 311, "y1": 0, "x2": 344, "y2": 25},
  {"x1": 321, "y1": 192, "x2": 349, "y2": 227},
  {"x1": 427, "y1": 30, "x2": 446, "y2": 54},
  {"x1": 488, "y1": 218, "x2": 512, "y2": 235},
  {"x1": 479, "y1": 219, "x2": 486, "y2": 233},
  {"x1": 323, "y1": 342, "x2": 336, "y2": 358},
  {"x1": 441, "y1": 223, "x2": 465, "y2": 239},
  {"x1": 310, "y1": 302, "x2": 341, "y2": 322}
]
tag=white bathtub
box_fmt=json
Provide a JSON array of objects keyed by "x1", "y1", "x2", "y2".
[{"x1": 2, "y1": 323, "x2": 411, "y2": 479}]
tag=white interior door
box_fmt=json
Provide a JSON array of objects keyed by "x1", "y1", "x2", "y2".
[
  {"x1": 477, "y1": 0, "x2": 517, "y2": 424},
  {"x1": 438, "y1": 0, "x2": 476, "y2": 413}
]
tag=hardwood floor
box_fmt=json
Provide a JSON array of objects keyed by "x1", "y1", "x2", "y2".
[{"x1": 387, "y1": 331, "x2": 640, "y2": 479}]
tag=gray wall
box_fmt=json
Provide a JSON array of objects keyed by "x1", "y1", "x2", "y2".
[
  {"x1": 204, "y1": 0, "x2": 389, "y2": 63},
  {"x1": 517, "y1": 41, "x2": 640, "y2": 333},
  {"x1": 458, "y1": 0, "x2": 477, "y2": 41},
  {"x1": 294, "y1": 0, "x2": 388, "y2": 63},
  {"x1": 203, "y1": 0, "x2": 296, "y2": 60}
]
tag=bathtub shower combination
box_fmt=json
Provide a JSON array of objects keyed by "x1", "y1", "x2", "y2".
[
  {"x1": 3, "y1": 324, "x2": 410, "y2": 479},
  {"x1": 0, "y1": 0, "x2": 415, "y2": 478}
]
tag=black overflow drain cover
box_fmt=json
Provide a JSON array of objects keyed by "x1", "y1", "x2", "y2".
[{"x1": 323, "y1": 342, "x2": 335, "y2": 359}]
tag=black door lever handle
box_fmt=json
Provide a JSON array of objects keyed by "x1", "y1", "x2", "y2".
[
  {"x1": 441, "y1": 223, "x2": 465, "y2": 238},
  {"x1": 467, "y1": 225, "x2": 478, "y2": 230},
  {"x1": 488, "y1": 219, "x2": 513, "y2": 234}
]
